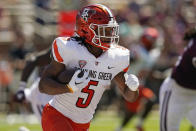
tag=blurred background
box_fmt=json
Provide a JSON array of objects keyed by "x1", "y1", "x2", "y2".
[{"x1": 0, "y1": 0, "x2": 195, "y2": 131}]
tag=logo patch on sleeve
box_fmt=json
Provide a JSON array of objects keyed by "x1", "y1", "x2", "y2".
[{"x1": 79, "y1": 60, "x2": 87, "y2": 68}]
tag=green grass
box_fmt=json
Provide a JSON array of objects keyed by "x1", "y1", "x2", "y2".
[
  {"x1": 0, "y1": 114, "x2": 41, "y2": 131},
  {"x1": 0, "y1": 110, "x2": 195, "y2": 131},
  {"x1": 90, "y1": 110, "x2": 195, "y2": 131}
]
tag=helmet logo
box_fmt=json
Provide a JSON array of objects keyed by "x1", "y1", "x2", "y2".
[{"x1": 81, "y1": 8, "x2": 90, "y2": 22}]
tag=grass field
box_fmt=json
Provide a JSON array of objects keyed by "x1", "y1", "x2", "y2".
[{"x1": 0, "y1": 110, "x2": 195, "y2": 131}]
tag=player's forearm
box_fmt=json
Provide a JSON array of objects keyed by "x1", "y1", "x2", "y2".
[
  {"x1": 39, "y1": 77, "x2": 71, "y2": 95},
  {"x1": 21, "y1": 61, "x2": 37, "y2": 82},
  {"x1": 21, "y1": 49, "x2": 51, "y2": 82}
]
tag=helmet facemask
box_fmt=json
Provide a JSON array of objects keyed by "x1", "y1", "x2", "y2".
[{"x1": 89, "y1": 22, "x2": 119, "y2": 50}]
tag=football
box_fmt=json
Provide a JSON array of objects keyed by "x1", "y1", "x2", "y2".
[
  {"x1": 57, "y1": 68, "x2": 85, "y2": 84},
  {"x1": 57, "y1": 68, "x2": 77, "y2": 84}
]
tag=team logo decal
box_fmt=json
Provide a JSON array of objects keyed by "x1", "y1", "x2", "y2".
[
  {"x1": 192, "y1": 57, "x2": 196, "y2": 68},
  {"x1": 79, "y1": 60, "x2": 87, "y2": 68},
  {"x1": 81, "y1": 8, "x2": 90, "y2": 22},
  {"x1": 81, "y1": 8, "x2": 96, "y2": 22}
]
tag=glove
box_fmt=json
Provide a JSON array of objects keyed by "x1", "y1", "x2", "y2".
[
  {"x1": 67, "y1": 70, "x2": 89, "y2": 93},
  {"x1": 13, "y1": 81, "x2": 27, "y2": 103},
  {"x1": 124, "y1": 73, "x2": 139, "y2": 91}
]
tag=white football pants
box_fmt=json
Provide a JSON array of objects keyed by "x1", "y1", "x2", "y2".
[{"x1": 159, "y1": 77, "x2": 196, "y2": 131}]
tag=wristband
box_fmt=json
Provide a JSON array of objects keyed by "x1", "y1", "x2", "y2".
[{"x1": 66, "y1": 84, "x2": 74, "y2": 93}]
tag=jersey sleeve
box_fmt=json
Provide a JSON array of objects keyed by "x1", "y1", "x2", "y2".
[
  {"x1": 52, "y1": 37, "x2": 71, "y2": 64},
  {"x1": 114, "y1": 47, "x2": 130, "y2": 73},
  {"x1": 122, "y1": 49, "x2": 130, "y2": 73},
  {"x1": 123, "y1": 64, "x2": 129, "y2": 72}
]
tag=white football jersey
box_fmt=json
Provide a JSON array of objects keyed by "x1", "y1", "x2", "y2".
[{"x1": 50, "y1": 37, "x2": 130, "y2": 123}]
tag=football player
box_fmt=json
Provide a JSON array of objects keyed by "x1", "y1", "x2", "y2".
[
  {"x1": 159, "y1": 28, "x2": 196, "y2": 131},
  {"x1": 14, "y1": 48, "x2": 53, "y2": 121},
  {"x1": 115, "y1": 85, "x2": 155, "y2": 131},
  {"x1": 39, "y1": 4, "x2": 139, "y2": 131},
  {"x1": 126, "y1": 27, "x2": 159, "y2": 131}
]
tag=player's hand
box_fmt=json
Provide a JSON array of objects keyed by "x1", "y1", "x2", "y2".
[
  {"x1": 67, "y1": 70, "x2": 89, "y2": 93},
  {"x1": 124, "y1": 73, "x2": 139, "y2": 91},
  {"x1": 13, "y1": 81, "x2": 26, "y2": 103}
]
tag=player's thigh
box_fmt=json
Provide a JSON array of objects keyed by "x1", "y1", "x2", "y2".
[
  {"x1": 52, "y1": 119, "x2": 73, "y2": 131},
  {"x1": 160, "y1": 78, "x2": 185, "y2": 131},
  {"x1": 42, "y1": 104, "x2": 73, "y2": 131},
  {"x1": 160, "y1": 90, "x2": 185, "y2": 131},
  {"x1": 167, "y1": 95, "x2": 186, "y2": 131},
  {"x1": 187, "y1": 109, "x2": 196, "y2": 128},
  {"x1": 160, "y1": 89, "x2": 172, "y2": 131},
  {"x1": 187, "y1": 101, "x2": 196, "y2": 128},
  {"x1": 159, "y1": 77, "x2": 171, "y2": 108}
]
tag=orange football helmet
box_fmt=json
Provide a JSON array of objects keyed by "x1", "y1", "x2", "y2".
[
  {"x1": 141, "y1": 27, "x2": 159, "y2": 50},
  {"x1": 75, "y1": 4, "x2": 119, "y2": 50}
]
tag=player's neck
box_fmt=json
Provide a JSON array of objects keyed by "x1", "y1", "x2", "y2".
[{"x1": 85, "y1": 44, "x2": 103, "y2": 58}]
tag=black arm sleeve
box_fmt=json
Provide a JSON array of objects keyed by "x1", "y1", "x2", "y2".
[{"x1": 21, "y1": 48, "x2": 51, "y2": 82}]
